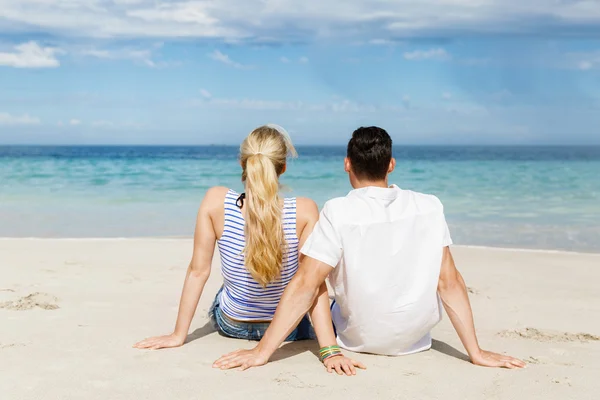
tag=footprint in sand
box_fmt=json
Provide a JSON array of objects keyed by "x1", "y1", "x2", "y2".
[
  {"x1": 498, "y1": 327, "x2": 600, "y2": 343},
  {"x1": 0, "y1": 292, "x2": 59, "y2": 311},
  {"x1": 525, "y1": 356, "x2": 541, "y2": 365},
  {"x1": 467, "y1": 286, "x2": 491, "y2": 299},
  {"x1": 0, "y1": 343, "x2": 26, "y2": 350},
  {"x1": 552, "y1": 377, "x2": 573, "y2": 387},
  {"x1": 524, "y1": 356, "x2": 574, "y2": 367},
  {"x1": 274, "y1": 373, "x2": 324, "y2": 389},
  {"x1": 402, "y1": 370, "x2": 420, "y2": 376}
]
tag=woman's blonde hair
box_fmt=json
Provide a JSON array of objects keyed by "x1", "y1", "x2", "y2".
[{"x1": 240, "y1": 124, "x2": 297, "y2": 287}]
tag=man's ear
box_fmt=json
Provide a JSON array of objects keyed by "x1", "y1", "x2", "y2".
[
  {"x1": 344, "y1": 157, "x2": 351, "y2": 173},
  {"x1": 388, "y1": 158, "x2": 396, "y2": 174}
]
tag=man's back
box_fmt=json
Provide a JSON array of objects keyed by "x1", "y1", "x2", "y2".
[{"x1": 302, "y1": 185, "x2": 452, "y2": 355}]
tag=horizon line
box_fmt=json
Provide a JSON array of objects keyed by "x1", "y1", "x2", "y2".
[{"x1": 2, "y1": 143, "x2": 600, "y2": 147}]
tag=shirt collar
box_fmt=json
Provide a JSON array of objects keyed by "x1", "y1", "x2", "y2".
[{"x1": 348, "y1": 184, "x2": 401, "y2": 200}]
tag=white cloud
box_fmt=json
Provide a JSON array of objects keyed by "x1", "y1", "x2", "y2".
[
  {"x1": 0, "y1": 112, "x2": 41, "y2": 125},
  {"x1": 70, "y1": 119, "x2": 81, "y2": 126},
  {"x1": 81, "y1": 49, "x2": 111, "y2": 59},
  {"x1": 280, "y1": 56, "x2": 308, "y2": 64},
  {"x1": 80, "y1": 45, "x2": 165, "y2": 67},
  {"x1": 442, "y1": 92, "x2": 452, "y2": 100},
  {"x1": 207, "y1": 98, "x2": 302, "y2": 111},
  {"x1": 208, "y1": 50, "x2": 249, "y2": 69},
  {"x1": 88, "y1": 120, "x2": 144, "y2": 129},
  {"x1": 121, "y1": 121, "x2": 145, "y2": 129},
  {"x1": 112, "y1": 0, "x2": 145, "y2": 4},
  {"x1": 200, "y1": 89, "x2": 212, "y2": 99},
  {"x1": 402, "y1": 95, "x2": 411, "y2": 109},
  {"x1": 564, "y1": 51, "x2": 600, "y2": 71},
  {"x1": 445, "y1": 103, "x2": 489, "y2": 116},
  {"x1": 3, "y1": 1, "x2": 597, "y2": 41},
  {"x1": 0, "y1": 41, "x2": 62, "y2": 68},
  {"x1": 193, "y1": 96, "x2": 386, "y2": 113},
  {"x1": 91, "y1": 120, "x2": 114, "y2": 128},
  {"x1": 368, "y1": 39, "x2": 402, "y2": 46},
  {"x1": 403, "y1": 48, "x2": 449, "y2": 61}
]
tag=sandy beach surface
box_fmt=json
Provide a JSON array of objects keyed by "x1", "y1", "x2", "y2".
[{"x1": 1, "y1": 238, "x2": 599, "y2": 400}]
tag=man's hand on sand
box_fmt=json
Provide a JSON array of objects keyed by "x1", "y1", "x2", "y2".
[
  {"x1": 471, "y1": 349, "x2": 526, "y2": 369},
  {"x1": 133, "y1": 333, "x2": 185, "y2": 350},
  {"x1": 213, "y1": 347, "x2": 269, "y2": 371},
  {"x1": 214, "y1": 347, "x2": 366, "y2": 375}
]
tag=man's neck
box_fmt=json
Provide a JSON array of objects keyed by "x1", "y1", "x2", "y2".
[{"x1": 352, "y1": 179, "x2": 389, "y2": 189}]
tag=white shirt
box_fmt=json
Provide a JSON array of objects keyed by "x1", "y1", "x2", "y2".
[{"x1": 301, "y1": 185, "x2": 452, "y2": 356}]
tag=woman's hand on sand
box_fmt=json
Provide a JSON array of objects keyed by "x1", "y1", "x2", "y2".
[
  {"x1": 213, "y1": 347, "x2": 269, "y2": 371},
  {"x1": 471, "y1": 349, "x2": 526, "y2": 369},
  {"x1": 323, "y1": 355, "x2": 366, "y2": 376},
  {"x1": 133, "y1": 333, "x2": 185, "y2": 350}
]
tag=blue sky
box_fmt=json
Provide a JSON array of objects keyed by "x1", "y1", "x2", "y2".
[{"x1": 0, "y1": 1, "x2": 599, "y2": 145}]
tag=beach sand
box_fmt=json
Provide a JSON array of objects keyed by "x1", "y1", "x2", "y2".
[{"x1": 1, "y1": 238, "x2": 599, "y2": 399}]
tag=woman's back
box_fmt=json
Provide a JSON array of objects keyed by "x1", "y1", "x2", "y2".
[
  {"x1": 217, "y1": 189, "x2": 299, "y2": 321},
  {"x1": 134, "y1": 124, "x2": 324, "y2": 350}
]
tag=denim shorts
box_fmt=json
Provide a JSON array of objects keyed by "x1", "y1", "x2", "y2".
[{"x1": 209, "y1": 289, "x2": 315, "y2": 342}]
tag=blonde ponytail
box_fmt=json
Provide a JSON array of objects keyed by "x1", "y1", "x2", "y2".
[{"x1": 240, "y1": 125, "x2": 296, "y2": 287}]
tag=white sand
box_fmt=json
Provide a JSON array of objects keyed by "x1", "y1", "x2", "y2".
[{"x1": 1, "y1": 239, "x2": 599, "y2": 399}]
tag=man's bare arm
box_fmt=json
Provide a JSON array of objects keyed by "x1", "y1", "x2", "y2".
[
  {"x1": 213, "y1": 256, "x2": 365, "y2": 373},
  {"x1": 437, "y1": 247, "x2": 525, "y2": 369}
]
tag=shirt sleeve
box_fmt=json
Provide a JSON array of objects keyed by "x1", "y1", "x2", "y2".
[
  {"x1": 300, "y1": 202, "x2": 343, "y2": 268},
  {"x1": 442, "y1": 216, "x2": 453, "y2": 247},
  {"x1": 441, "y1": 203, "x2": 453, "y2": 247}
]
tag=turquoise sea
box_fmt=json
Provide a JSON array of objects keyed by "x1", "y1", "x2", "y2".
[{"x1": 0, "y1": 146, "x2": 599, "y2": 252}]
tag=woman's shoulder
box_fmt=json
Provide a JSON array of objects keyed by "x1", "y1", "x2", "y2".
[
  {"x1": 201, "y1": 186, "x2": 231, "y2": 208},
  {"x1": 294, "y1": 197, "x2": 319, "y2": 221},
  {"x1": 205, "y1": 186, "x2": 231, "y2": 198}
]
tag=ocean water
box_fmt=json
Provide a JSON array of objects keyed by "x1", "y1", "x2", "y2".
[{"x1": 0, "y1": 146, "x2": 599, "y2": 252}]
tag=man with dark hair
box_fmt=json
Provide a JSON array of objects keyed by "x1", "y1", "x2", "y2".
[
  {"x1": 214, "y1": 126, "x2": 524, "y2": 374},
  {"x1": 346, "y1": 126, "x2": 393, "y2": 181}
]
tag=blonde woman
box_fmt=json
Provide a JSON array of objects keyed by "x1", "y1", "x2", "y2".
[{"x1": 134, "y1": 125, "x2": 361, "y2": 374}]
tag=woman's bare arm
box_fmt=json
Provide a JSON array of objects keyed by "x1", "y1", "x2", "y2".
[{"x1": 133, "y1": 188, "x2": 222, "y2": 349}]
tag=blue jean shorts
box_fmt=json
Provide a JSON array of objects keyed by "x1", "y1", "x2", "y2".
[{"x1": 208, "y1": 288, "x2": 315, "y2": 342}]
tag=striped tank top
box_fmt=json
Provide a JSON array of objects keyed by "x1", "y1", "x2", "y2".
[{"x1": 217, "y1": 189, "x2": 299, "y2": 321}]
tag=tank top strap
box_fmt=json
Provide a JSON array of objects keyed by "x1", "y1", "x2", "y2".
[{"x1": 223, "y1": 189, "x2": 244, "y2": 223}]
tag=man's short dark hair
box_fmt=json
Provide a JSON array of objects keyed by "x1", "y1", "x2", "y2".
[{"x1": 347, "y1": 126, "x2": 393, "y2": 181}]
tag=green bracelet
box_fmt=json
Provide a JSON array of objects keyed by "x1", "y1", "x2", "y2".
[
  {"x1": 319, "y1": 345, "x2": 340, "y2": 355},
  {"x1": 321, "y1": 351, "x2": 343, "y2": 363}
]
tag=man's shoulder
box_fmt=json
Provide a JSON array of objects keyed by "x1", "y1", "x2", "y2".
[
  {"x1": 399, "y1": 189, "x2": 444, "y2": 210},
  {"x1": 322, "y1": 196, "x2": 353, "y2": 210},
  {"x1": 323, "y1": 196, "x2": 349, "y2": 208},
  {"x1": 320, "y1": 196, "x2": 352, "y2": 220}
]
